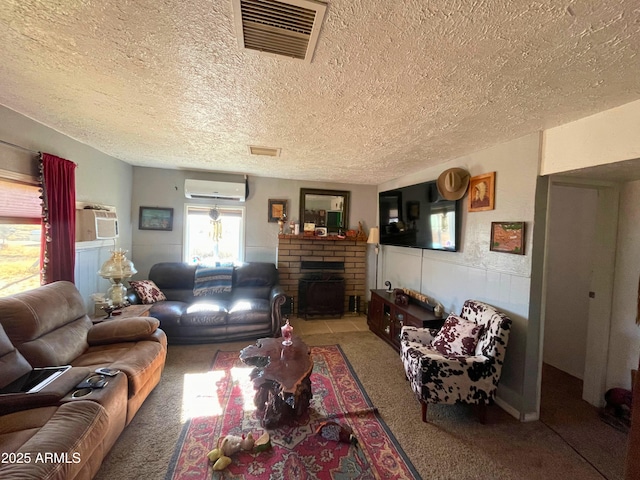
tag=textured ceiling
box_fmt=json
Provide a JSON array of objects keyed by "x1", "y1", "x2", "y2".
[{"x1": 1, "y1": 1, "x2": 640, "y2": 185}]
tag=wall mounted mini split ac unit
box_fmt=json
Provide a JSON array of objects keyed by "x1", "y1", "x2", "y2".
[
  {"x1": 76, "y1": 209, "x2": 119, "y2": 241},
  {"x1": 184, "y1": 178, "x2": 247, "y2": 202}
]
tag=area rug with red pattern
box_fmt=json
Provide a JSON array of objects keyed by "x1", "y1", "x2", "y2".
[{"x1": 165, "y1": 345, "x2": 420, "y2": 479}]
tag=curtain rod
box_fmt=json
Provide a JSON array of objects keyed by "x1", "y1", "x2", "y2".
[
  {"x1": 0, "y1": 139, "x2": 39, "y2": 155},
  {"x1": 0, "y1": 139, "x2": 78, "y2": 167}
]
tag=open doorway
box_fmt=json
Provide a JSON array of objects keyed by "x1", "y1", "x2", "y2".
[
  {"x1": 538, "y1": 179, "x2": 627, "y2": 478},
  {"x1": 542, "y1": 178, "x2": 619, "y2": 406},
  {"x1": 543, "y1": 184, "x2": 597, "y2": 387}
]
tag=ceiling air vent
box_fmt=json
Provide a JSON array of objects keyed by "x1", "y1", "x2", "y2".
[
  {"x1": 232, "y1": 0, "x2": 327, "y2": 62},
  {"x1": 248, "y1": 145, "x2": 281, "y2": 157}
]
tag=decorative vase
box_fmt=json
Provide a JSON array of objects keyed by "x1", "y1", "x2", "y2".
[{"x1": 281, "y1": 319, "x2": 293, "y2": 346}]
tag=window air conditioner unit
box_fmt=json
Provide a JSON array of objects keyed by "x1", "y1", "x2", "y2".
[
  {"x1": 76, "y1": 210, "x2": 119, "y2": 241},
  {"x1": 184, "y1": 179, "x2": 246, "y2": 202}
]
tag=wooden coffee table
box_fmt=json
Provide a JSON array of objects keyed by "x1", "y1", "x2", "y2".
[{"x1": 239, "y1": 335, "x2": 313, "y2": 429}]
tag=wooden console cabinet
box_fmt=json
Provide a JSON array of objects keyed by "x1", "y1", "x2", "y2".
[{"x1": 368, "y1": 289, "x2": 445, "y2": 351}]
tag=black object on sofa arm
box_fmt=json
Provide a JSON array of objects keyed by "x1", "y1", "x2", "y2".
[{"x1": 130, "y1": 262, "x2": 287, "y2": 344}]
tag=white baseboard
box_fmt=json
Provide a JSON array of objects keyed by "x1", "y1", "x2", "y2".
[
  {"x1": 494, "y1": 397, "x2": 539, "y2": 421},
  {"x1": 521, "y1": 411, "x2": 540, "y2": 422}
]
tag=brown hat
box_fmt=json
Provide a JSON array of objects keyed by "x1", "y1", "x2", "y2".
[{"x1": 436, "y1": 168, "x2": 470, "y2": 200}]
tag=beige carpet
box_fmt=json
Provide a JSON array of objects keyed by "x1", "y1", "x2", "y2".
[{"x1": 94, "y1": 331, "x2": 626, "y2": 480}]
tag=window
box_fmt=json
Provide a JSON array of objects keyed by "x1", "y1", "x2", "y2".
[
  {"x1": 184, "y1": 205, "x2": 245, "y2": 265},
  {"x1": 0, "y1": 176, "x2": 42, "y2": 296}
]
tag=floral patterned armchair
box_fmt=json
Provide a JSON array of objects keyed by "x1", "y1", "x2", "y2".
[{"x1": 400, "y1": 300, "x2": 512, "y2": 422}]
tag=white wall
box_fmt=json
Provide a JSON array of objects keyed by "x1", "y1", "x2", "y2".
[
  {"x1": 542, "y1": 99, "x2": 640, "y2": 175},
  {"x1": 609, "y1": 180, "x2": 640, "y2": 390},
  {"x1": 378, "y1": 133, "x2": 542, "y2": 417},
  {"x1": 0, "y1": 105, "x2": 133, "y2": 311},
  {"x1": 130, "y1": 167, "x2": 378, "y2": 280},
  {"x1": 543, "y1": 185, "x2": 598, "y2": 379}
]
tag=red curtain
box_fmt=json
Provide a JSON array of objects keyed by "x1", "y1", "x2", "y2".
[{"x1": 39, "y1": 153, "x2": 77, "y2": 284}]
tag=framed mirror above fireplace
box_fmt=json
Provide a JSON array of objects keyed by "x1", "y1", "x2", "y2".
[{"x1": 299, "y1": 188, "x2": 350, "y2": 233}]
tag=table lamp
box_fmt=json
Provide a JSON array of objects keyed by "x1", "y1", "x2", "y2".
[{"x1": 98, "y1": 249, "x2": 137, "y2": 306}]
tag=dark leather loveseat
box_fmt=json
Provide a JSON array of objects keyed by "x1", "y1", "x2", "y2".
[{"x1": 130, "y1": 262, "x2": 287, "y2": 344}]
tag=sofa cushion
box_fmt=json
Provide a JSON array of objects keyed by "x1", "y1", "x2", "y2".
[
  {"x1": 0, "y1": 281, "x2": 91, "y2": 366},
  {"x1": 181, "y1": 303, "x2": 229, "y2": 326},
  {"x1": 149, "y1": 262, "x2": 197, "y2": 290},
  {"x1": 431, "y1": 314, "x2": 483, "y2": 357},
  {"x1": 232, "y1": 263, "x2": 278, "y2": 300},
  {"x1": 149, "y1": 301, "x2": 189, "y2": 327},
  {"x1": 0, "y1": 401, "x2": 109, "y2": 480},
  {"x1": 129, "y1": 280, "x2": 167, "y2": 304},
  {"x1": 87, "y1": 317, "x2": 161, "y2": 346},
  {"x1": 73, "y1": 341, "x2": 167, "y2": 398},
  {"x1": 228, "y1": 299, "x2": 271, "y2": 325},
  {"x1": 234, "y1": 262, "x2": 277, "y2": 287}
]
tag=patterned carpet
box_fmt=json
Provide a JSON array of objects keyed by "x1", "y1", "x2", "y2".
[{"x1": 165, "y1": 345, "x2": 419, "y2": 479}]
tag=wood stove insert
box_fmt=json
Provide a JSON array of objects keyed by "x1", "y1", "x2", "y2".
[{"x1": 297, "y1": 261, "x2": 345, "y2": 319}]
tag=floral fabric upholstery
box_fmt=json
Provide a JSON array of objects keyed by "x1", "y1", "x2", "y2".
[
  {"x1": 400, "y1": 300, "x2": 511, "y2": 407},
  {"x1": 129, "y1": 280, "x2": 167, "y2": 304}
]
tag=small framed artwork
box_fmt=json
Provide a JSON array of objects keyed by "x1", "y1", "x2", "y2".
[
  {"x1": 469, "y1": 172, "x2": 496, "y2": 212},
  {"x1": 268, "y1": 199, "x2": 287, "y2": 222},
  {"x1": 490, "y1": 222, "x2": 525, "y2": 255},
  {"x1": 315, "y1": 227, "x2": 328, "y2": 237},
  {"x1": 139, "y1": 207, "x2": 173, "y2": 231}
]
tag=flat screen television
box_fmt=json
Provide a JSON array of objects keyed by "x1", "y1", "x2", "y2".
[{"x1": 379, "y1": 180, "x2": 461, "y2": 251}]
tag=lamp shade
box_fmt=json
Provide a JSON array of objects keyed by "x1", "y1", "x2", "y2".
[
  {"x1": 98, "y1": 249, "x2": 137, "y2": 279},
  {"x1": 367, "y1": 227, "x2": 380, "y2": 245}
]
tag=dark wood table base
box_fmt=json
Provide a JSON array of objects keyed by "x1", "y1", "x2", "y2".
[{"x1": 240, "y1": 335, "x2": 313, "y2": 429}]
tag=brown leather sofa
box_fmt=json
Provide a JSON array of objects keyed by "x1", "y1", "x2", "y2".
[
  {"x1": 0, "y1": 281, "x2": 167, "y2": 479},
  {"x1": 131, "y1": 262, "x2": 287, "y2": 344}
]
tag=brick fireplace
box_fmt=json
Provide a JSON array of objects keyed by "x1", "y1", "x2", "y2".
[{"x1": 276, "y1": 235, "x2": 367, "y2": 316}]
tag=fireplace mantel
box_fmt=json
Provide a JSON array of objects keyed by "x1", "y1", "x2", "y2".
[{"x1": 278, "y1": 234, "x2": 366, "y2": 242}]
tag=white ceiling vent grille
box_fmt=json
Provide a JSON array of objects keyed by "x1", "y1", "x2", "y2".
[
  {"x1": 232, "y1": 0, "x2": 327, "y2": 62},
  {"x1": 248, "y1": 145, "x2": 281, "y2": 157}
]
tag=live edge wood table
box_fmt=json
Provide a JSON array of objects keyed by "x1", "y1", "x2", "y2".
[{"x1": 239, "y1": 335, "x2": 313, "y2": 429}]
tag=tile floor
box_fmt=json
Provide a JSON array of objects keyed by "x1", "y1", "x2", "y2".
[{"x1": 287, "y1": 314, "x2": 369, "y2": 335}]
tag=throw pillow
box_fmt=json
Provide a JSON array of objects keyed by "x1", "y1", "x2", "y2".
[
  {"x1": 129, "y1": 280, "x2": 167, "y2": 304},
  {"x1": 431, "y1": 314, "x2": 483, "y2": 357}
]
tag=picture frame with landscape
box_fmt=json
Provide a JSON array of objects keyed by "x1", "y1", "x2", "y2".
[
  {"x1": 139, "y1": 207, "x2": 174, "y2": 231},
  {"x1": 490, "y1": 221, "x2": 525, "y2": 255}
]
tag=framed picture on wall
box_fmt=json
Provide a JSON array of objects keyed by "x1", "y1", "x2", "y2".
[
  {"x1": 469, "y1": 172, "x2": 496, "y2": 212},
  {"x1": 139, "y1": 207, "x2": 173, "y2": 231},
  {"x1": 490, "y1": 221, "x2": 525, "y2": 255},
  {"x1": 268, "y1": 199, "x2": 287, "y2": 222}
]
